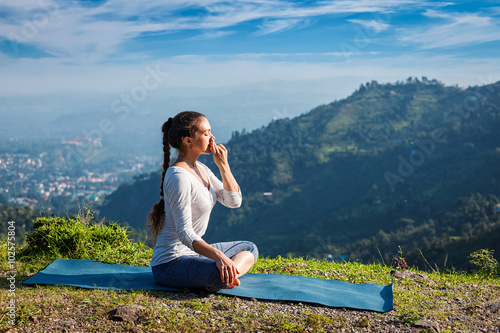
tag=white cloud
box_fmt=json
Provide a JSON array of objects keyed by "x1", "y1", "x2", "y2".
[
  {"x1": 424, "y1": 9, "x2": 492, "y2": 26},
  {"x1": 423, "y1": 9, "x2": 452, "y2": 19},
  {"x1": 489, "y1": 6, "x2": 500, "y2": 15},
  {"x1": 0, "y1": 0, "x2": 54, "y2": 12},
  {"x1": 0, "y1": 0, "x2": 496, "y2": 104},
  {"x1": 399, "y1": 10, "x2": 500, "y2": 49},
  {"x1": 254, "y1": 18, "x2": 311, "y2": 36},
  {"x1": 348, "y1": 19, "x2": 390, "y2": 32},
  {"x1": 189, "y1": 30, "x2": 236, "y2": 40},
  {"x1": 0, "y1": 0, "x2": 429, "y2": 63}
]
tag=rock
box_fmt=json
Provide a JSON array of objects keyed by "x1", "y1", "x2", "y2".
[
  {"x1": 390, "y1": 270, "x2": 430, "y2": 280},
  {"x1": 413, "y1": 319, "x2": 440, "y2": 332},
  {"x1": 485, "y1": 302, "x2": 500, "y2": 313},
  {"x1": 108, "y1": 304, "x2": 145, "y2": 322},
  {"x1": 356, "y1": 318, "x2": 370, "y2": 327}
]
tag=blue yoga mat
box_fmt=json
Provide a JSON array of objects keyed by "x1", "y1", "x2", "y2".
[{"x1": 23, "y1": 259, "x2": 393, "y2": 312}]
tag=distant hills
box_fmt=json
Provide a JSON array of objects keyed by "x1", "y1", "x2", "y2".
[{"x1": 98, "y1": 78, "x2": 500, "y2": 270}]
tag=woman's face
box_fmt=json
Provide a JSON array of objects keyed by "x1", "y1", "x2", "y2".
[{"x1": 191, "y1": 117, "x2": 215, "y2": 154}]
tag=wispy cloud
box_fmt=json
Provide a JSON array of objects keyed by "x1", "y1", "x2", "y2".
[
  {"x1": 398, "y1": 9, "x2": 500, "y2": 49},
  {"x1": 0, "y1": 0, "x2": 54, "y2": 12},
  {"x1": 200, "y1": 51, "x2": 374, "y2": 59},
  {"x1": 254, "y1": 18, "x2": 311, "y2": 36},
  {"x1": 189, "y1": 30, "x2": 236, "y2": 40},
  {"x1": 348, "y1": 19, "x2": 390, "y2": 32},
  {"x1": 0, "y1": 0, "x2": 427, "y2": 63},
  {"x1": 0, "y1": 0, "x2": 497, "y2": 101}
]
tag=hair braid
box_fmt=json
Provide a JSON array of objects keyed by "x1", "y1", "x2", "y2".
[
  {"x1": 159, "y1": 118, "x2": 173, "y2": 199},
  {"x1": 146, "y1": 117, "x2": 173, "y2": 242},
  {"x1": 146, "y1": 111, "x2": 205, "y2": 243}
]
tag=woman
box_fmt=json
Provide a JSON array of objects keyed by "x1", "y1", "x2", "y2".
[{"x1": 147, "y1": 111, "x2": 258, "y2": 292}]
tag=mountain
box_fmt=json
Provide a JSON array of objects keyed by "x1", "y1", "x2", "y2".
[{"x1": 97, "y1": 78, "x2": 500, "y2": 269}]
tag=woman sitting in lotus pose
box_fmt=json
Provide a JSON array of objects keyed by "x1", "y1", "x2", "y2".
[{"x1": 147, "y1": 111, "x2": 258, "y2": 292}]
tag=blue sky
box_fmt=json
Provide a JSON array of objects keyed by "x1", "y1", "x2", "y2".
[{"x1": 0, "y1": 0, "x2": 499, "y2": 139}]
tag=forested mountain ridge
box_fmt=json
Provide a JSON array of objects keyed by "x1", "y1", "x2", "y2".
[{"x1": 98, "y1": 78, "x2": 500, "y2": 270}]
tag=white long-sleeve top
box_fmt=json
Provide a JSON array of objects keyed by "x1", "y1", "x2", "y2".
[{"x1": 150, "y1": 162, "x2": 242, "y2": 267}]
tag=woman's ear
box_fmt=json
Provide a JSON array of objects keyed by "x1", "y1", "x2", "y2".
[{"x1": 182, "y1": 136, "x2": 193, "y2": 149}]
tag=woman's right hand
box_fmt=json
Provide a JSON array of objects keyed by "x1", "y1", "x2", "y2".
[
  {"x1": 215, "y1": 252, "x2": 240, "y2": 288},
  {"x1": 192, "y1": 240, "x2": 240, "y2": 288}
]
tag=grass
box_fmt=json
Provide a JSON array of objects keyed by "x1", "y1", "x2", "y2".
[
  {"x1": 1, "y1": 212, "x2": 500, "y2": 332},
  {"x1": 1, "y1": 207, "x2": 152, "y2": 277}
]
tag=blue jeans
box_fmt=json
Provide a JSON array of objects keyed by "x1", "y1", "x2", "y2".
[{"x1": 151, "y1": 241, "x2": 258, "y2": 292}]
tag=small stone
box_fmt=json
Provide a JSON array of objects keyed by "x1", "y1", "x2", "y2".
[
  {"x1": 485, "y1": 302, "x2": 500, "y2": 313},
  {"x1": 250, "y1": 298, "x2": 258, "y2": 302},
  {"x1": 108, "y1": 304, "x2": 145, "y2": 322},
  {"x1": 390, "y1": 270, "x2": 430, "y2": 281},
  {"x1": 356, "y1": 318, "x2": 370, "y2": 328},
  {"x1": 414, "y1": 319, "x2": 440, "y2": 332}
]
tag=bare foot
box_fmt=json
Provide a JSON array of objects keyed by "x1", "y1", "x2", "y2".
[{"x1": 227, "y1": 277, "x2": 240, "y2": 289}]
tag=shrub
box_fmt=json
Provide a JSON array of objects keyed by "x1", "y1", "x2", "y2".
[
  {"x1": 468, "y1": 249, "x2": 499, "y2": 276},
  {"x1": 18, "y1": 209, "x2": 152, "y2": 266}
]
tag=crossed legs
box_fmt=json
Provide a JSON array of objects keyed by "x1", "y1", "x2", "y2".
[{"x1": 151, "y1": 241, "x2": 258, "y2": 292}]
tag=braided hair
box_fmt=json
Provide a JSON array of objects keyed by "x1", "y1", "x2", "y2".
[{"x1": 146, "y1": 111, "x2": 206, "y2": 242}]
